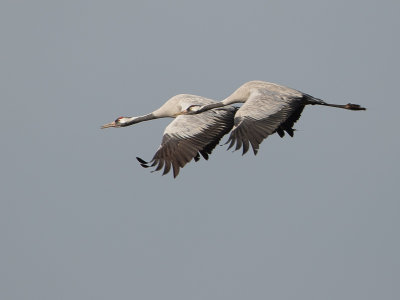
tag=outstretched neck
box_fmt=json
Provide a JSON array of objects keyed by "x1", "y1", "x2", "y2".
[
  {"x1": 124, "y1": 113, "x2": 157, "y2": 126},
  {"x1": 196, "y1": 96, "x2": 243, "y2": 114},
  {"x1": 222, "y1": 91, "x2": 247, "y2": 105},
  {"x1": 196, "y1": 102, "x2": 225, "y2": 113}
]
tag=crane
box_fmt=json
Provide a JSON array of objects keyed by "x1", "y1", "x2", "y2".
[
  {"x1": 185, "y1": 81, "x2": 366, "y2": 155},
  {"x1": 101, "y1": 94, "x2": 236, "y2": 177}
]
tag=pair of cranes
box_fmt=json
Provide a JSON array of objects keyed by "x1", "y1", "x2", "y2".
[{"x1": 101, "y1": 81, "x2": 366, "y2": 178}]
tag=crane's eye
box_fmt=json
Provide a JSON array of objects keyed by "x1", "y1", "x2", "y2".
[{"x1": 116, "y1": 116, "x2": 124, "y2": 122}]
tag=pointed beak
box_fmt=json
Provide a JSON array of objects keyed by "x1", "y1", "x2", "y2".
[{"x1": 101, "y1": 121, "x2": 116, "y2": 129}]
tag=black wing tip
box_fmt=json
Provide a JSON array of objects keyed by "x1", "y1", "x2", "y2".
[
  {"x1": 194, "y1": 153, "x2": 201, "y2": 162},
  {"x1": 172, "y1": 166, "x2": 180, "y2": 178},
  {"x1": 136, "y1": 157, "x2": 147, "y2": 164},
  {"x1": 136, "y1": 156, "x2": 179, "y2": 178},
  {"x1": 136, "y1": 156, "x2": 150, "y2": 168},
  {"x1": 286, "y1": 128, "x2": 294, "y2": 137}
]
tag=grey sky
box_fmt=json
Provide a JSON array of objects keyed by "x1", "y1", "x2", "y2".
[{"x1": 1, "y1": 0, "x2": 399, "y2": 299}]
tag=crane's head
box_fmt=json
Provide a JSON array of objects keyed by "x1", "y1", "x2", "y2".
[{"x1": 101, "y1": 117, "x2": 130, "y2": 129}]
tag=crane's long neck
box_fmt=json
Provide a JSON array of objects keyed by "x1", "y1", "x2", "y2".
[
  {"x1": 196, "y1": 102, "x2": 226, "y2": 113},
  {"x1": 196, "y1": 96, "x2": 243, "y2": 114},
  {"x1": 124, "y1": 113, "x2": 157, "y2": 126}
]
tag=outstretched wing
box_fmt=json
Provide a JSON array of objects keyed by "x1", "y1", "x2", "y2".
[
  {"x1": 137, "y1": 107, "x2": 235, "y2": 178},
  {"x1": 226, "y1": 89, "x2": 305, "y2": 155}
]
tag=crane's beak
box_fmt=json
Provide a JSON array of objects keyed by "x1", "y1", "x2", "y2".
[{"x1": 101, "y1": 121, "x2": 116, "y2": 129}]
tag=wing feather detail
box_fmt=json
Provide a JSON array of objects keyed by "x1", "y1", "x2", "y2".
[
  {"x1": 137, "y1": 107, "x2": 235, "y2": 178},
  {"x1": 226, "y1": 90, "x2": 305, "y2": 155}
]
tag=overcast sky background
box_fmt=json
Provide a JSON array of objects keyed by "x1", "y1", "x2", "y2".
[{"x1": 1, "y1": 0, "x2": 399, "y2": 299}]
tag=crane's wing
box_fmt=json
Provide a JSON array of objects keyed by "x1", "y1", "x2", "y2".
[
  {"x1": 226, "y1": 89, "x2": 305, "y2": 155},
  {"x1": 136, "y1": 107, "x2": 236, "y2": 178}
]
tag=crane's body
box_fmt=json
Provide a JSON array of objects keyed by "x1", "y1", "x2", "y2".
[
  {"x1": 102, "y1": 94, "x2": 236, "y2": 177},
  {"x1": 188, "y1": 81, "x2": 366, "y2": 155}
]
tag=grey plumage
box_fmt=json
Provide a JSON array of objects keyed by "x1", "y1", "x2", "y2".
[
  {"x1": 101, "y1": 94, "x2": 236, "y2": 178},
  {"x1": 102, "y1": 81, "x2": 365, "y2": 178},
  {"x1": 190, "y1": 81, "x2": 366, "y2": 155}
]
